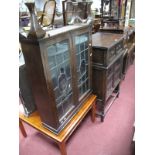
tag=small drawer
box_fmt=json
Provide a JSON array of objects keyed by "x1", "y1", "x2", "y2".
[{"x1": 92, "y1": 48, "x2": 105, "y2": 65}]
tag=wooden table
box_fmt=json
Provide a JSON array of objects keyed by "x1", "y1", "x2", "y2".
[{"x1": 19, "y1": 94, "x2": 96, "y2": 155}]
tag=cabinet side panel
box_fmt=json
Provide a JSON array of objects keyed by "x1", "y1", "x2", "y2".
[
  {"x1": 92, "y1": 67, "x2": 106, "y2": 100},
  {"x1": 20, "y1": 41, "x2": 60, "y2": 130}
]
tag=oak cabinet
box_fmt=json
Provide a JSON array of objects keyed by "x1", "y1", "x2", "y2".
[
  {"x1": 20, "y1": 24, "x2": 92, "y2": 134},
  {"x1": 92, "y1": 32, "x2": 124, "y2": 121}
]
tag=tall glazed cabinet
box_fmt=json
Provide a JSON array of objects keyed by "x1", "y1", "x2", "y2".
[{"x1": 19, "y1": 24, "x2": 92, "y2": 134}]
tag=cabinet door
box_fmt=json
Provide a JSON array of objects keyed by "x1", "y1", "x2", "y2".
[
  {"x1": 41, "y1": 35, "x2": 75, "y2": 123},
  {"x1": 73, "y1": 30, "x2": 92, "y2": 101}
]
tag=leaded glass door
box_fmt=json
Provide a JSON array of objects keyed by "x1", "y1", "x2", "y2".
[
  {"x1": 46, "y1": 38, "x2": 75, "y2": 123},
  {"x1": 74, "y1": 32, "x2": 91, "y2": 101}
]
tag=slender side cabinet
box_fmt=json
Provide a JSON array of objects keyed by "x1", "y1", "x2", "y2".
[
  {"x1": 92, "y1": 32, "x2": 124, "y2": 121},
  {"x1": 19, "y1": 24, "x2": 92, "y2": 134}
]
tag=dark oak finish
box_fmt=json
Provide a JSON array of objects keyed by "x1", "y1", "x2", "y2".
[
  {"x1": 20, "y1": 24, "x2": 92, "y2": 134},
  {"x1": 19, "y1": 94, "x2": 96, "y2": 155},
  {"x1": 92, "y1": 32, "x2": 124, "y2": 121},
  {"x1": 95, "y1": 26, "x2": 135, "y2": 79},
  {"x1": 92, "y1": 32, "x2": 124, "y2": 67}
]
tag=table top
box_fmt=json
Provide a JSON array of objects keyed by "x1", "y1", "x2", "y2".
[
  {"x1": 92, "y1": 32, "x2": 124, "y2": 49},
  {"x1": 19, "y1": 94, "x2": 96, "y2": 143}
]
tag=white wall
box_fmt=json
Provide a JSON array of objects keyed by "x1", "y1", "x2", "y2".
[
  {"x1": 91, "y1": 0, "x2": 101, "y2": 9},
  {"x1": 19, "y1": 0, "x2": 46, "y2": 12}
]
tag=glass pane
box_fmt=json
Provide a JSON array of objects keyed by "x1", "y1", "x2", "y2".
[
  {"x1": 75, "y1": 33, "x2": 90, "y2": 100},
  {"x1": 56, "y1": 53, "x2": 63, "y2": 65},
  {"x1": 47, "y1": 40, "x2": 74, "y2": 121},
  {"x1": 47, "y1": 45, "x2": 57, "y2": 69}
]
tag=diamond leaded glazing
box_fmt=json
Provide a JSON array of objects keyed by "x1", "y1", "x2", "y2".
[
  {"x1": 75, "y1": 33, "x2": 90, "y2": 100},
  {"x1": 47, "y1": 40, "x2": 74, "y2": 121}
]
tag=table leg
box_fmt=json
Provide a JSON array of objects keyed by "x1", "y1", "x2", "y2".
[
  {"x1": 19, "y1": 119, "x2": 27, "y2": 138},
  {"x1": 91, "y1": 99, "x2": 96, "y2": 122},
  {"x1": 58, "y1": 141, "x2": 67, "y2": 155}
]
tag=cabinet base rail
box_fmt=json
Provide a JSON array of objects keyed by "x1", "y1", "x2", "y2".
[{"x1": 96, "y1": 91, "x2": 119, "y2": 122}]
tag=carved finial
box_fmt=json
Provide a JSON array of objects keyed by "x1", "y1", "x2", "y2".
[{"x1": 25, "y1": 2, "x2": 46, "y2": 39}]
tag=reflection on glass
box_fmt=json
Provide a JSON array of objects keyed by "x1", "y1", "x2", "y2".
[
  {"x1": 80, "y1": 59, "x2": 86, "y2": 74},
  {"x1": 47, "y1": 40, "x2": 74, "y2": 121},
  {"x1": 58, "y1": 67, "x2": 68, "y2": 93},
  {"x1": 75, "y1": 33, "x2": 90, "y2": 99}
]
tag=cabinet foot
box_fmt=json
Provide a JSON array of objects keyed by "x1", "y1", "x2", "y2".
[
  {"x1": 101, "y1": 116, "x2": 104, "y2": 122},
  {"x1": 116, "y1": 92, "x2": 119, "y2": 98},
  {"x1": 101, "y1": 112, "x2": 104, "y2": 122}
]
